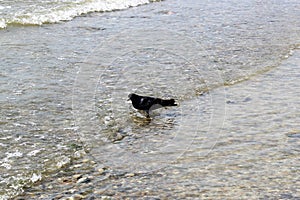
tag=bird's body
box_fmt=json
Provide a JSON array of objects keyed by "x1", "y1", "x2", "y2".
[{"x1": 128, "y1": 93, "x2": 177, "y2": 117}]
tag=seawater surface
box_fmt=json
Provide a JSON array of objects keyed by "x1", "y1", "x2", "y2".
[{"x1": 0, "y1": 0, "x2": 299, "y2": 199}]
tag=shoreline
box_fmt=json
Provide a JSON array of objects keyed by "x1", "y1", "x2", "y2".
[{"x1": 1, "y1": 0, "x2": 300, "y2": 199}]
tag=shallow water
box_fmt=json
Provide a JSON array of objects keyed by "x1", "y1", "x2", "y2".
[{"x1": 1, "y1": 0, "x2": 300, "y2": 199}]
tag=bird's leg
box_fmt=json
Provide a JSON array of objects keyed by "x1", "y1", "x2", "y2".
[{"x1": 145, "y1": 110, "x2": 150, "y2": 118}]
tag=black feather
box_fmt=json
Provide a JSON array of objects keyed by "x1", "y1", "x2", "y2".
[{"x1": 128, "y1": 93, "x2": 177, "y2": 117}]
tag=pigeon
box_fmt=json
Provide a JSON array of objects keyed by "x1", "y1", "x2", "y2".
[{"x1": 128, "y1": 93, "x2": 177, "y2": 117}]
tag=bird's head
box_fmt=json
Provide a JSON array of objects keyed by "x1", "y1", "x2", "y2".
[{"x1": 128, "y1": 93, "x2": 134, "y2": 101}]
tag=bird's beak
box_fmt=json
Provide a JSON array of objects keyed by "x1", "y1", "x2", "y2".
[{"x1": 127, "y1": 98, "x2": 130, "y2": 101}]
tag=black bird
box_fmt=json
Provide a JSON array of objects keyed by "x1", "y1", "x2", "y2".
[{"x1": 128, "y1": 93, "x2": 177, "y2": 117}]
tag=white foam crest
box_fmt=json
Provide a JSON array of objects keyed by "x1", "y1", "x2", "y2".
[{"x1": 2, "y1": 0, "x2": 153, "y2": 27}]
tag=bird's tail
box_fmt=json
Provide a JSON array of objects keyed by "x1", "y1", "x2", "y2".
[{"x1": 160, "y1": 99, "x2": 177, "y2": 107}]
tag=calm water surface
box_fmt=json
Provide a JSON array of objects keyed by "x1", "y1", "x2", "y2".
[{"x1": 0, "y1": 0, "x2": 299, "y2": 199}]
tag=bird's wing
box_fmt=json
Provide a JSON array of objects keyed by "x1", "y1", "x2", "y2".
[{"x1": 137, "y1": 96, "x2": 155, "y2": 109}]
